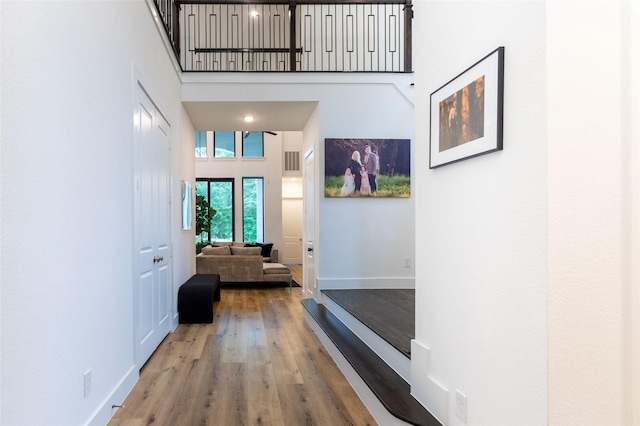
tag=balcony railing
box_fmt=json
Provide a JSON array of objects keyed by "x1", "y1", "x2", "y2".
[{"x1": 153, "y1": 0, "x2": 413, "y2": 72}]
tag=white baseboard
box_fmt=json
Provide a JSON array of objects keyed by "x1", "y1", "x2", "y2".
[
  {"x1": 86, "y1": 365, "x2": 138, "y2": 426},
  {"x1": 410, "y1": 339, "x2": 448, "y2": 425},
  {"x1": 316, "y1": 276, "x2": 415, "y2": 289}
]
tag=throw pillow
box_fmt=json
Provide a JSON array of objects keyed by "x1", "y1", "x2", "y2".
[
  {"x1": 259, "y1": 243, "x2": 273, "y2": 258},
  {"x1": 230, "y1": 246, "x2": 262, "y2": 256},
  {"x1": 245, "y1": 242, "x2": 273, "y2": 258},
  {"x1": 201, "y1": 245, "x2": 231, "y2": 255}
]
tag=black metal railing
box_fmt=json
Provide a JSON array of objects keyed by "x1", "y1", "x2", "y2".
[{"x1": 153, "y1": 0, "x2": 413, "y2": 72}]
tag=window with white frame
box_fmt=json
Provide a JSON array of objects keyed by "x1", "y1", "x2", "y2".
[
  {"x1": 214, "y1": 131, "x2": 235, "y2": 158},
  {"x1": 242, "y1": 177, "x2": 264, "y2": 242},
  {"x1": 195, "y1": 131, "x2": 207, "y2": 158},
  {"x1": 242, "y1": 132, "x2": 264, "y2": 157}
]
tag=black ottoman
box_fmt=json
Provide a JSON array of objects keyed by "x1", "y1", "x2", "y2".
[{"x1": 178, "y1": 274, "x2": 221, "y2": 324}]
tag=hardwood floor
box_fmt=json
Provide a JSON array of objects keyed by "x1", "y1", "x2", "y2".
[
  {"x1": 109, "y1": 280, "x2": 376, "y2": 426},
  {"x1": 322, "y1": 289, "x2": 414, "y2": 357},
  {"x1": 287, "y1": 264, "x2": 302, "y2": 286}
]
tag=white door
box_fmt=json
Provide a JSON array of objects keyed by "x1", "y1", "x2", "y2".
[
  {"x1": 133, "y1": 83, "x2": 172, "y2": 367},
  {"x1": 282, "y1": 198, "x2": 303, "y2": 264},
  {"x1": 303, "y1": 150, "x2": 316, "y2": 298}
]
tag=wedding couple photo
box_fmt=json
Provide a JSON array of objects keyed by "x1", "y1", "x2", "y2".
[{"x1": 324, "y1": 138, "x2": 411, "y2": 198}]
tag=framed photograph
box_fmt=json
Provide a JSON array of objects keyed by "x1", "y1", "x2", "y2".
[
  {"x1": 324, "y1": 138, "x2": 410, "y2": 198},
  {"x1": 181, "y1": 181, "x2": 192, "y2": 230},
  {"x1": 429, "y1": 46, "x2": 505, "y2": 168}
]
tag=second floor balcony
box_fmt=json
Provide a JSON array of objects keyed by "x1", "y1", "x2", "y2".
[{"x1": 155, "y1": 0, "x2": 414, "y2": 73}]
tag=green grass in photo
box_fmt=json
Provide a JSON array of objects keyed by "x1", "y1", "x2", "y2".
[{"x1": 324, "y1": 175, "x2": 410, "y2": 197}]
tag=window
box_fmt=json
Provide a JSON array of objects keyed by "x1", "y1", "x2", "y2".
[
  {"x1": 195, "y1": 131, "x2": 207, "y2": 158},
  {"x1": 242, "y1": 132, "x2": 264, "y2": 157},
  {"x1": 196, "y1": 178, "x2": 235, "y2": 243},
  {"x1": 242, "y1": 177, "x2": 264, "y2": 242},
  {"x1": 214, "y1": 131, "x2": 235, "y2": 157}
]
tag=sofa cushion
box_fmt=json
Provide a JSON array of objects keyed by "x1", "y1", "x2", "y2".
[
  {"x1": 262, "y1": 263, "x2": 290, "y2": 274},
  {"x1": 230, "y1": 246, "x2": 262, "y2": 256},
  {"x1": 201, "y1": 245, "x2": 231, "y2": 255}
]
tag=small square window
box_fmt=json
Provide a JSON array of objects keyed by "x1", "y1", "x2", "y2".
[
  {"x1": 214, "y1": 131, "x2": 236, "y2": 157},
  {"x1": 242, "y1": 132, "x2": 264, "y2": 157}
]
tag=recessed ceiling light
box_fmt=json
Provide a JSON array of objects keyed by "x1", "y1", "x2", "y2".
[{"x1": 243, "y1": 115, "x2": 255, "y2": 122}]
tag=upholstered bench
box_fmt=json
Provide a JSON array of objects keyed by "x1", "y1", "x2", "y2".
[{"x1": 178, "y1": 274, "x2": 221, "y2": 324}]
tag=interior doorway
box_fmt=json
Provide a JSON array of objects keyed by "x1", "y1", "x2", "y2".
[
  {"x1": 282, "y1": 198, "x2": 303, "y2": 264},
  {"x1": 282, "y1": 178, "x2": 303, "y2": 264}
]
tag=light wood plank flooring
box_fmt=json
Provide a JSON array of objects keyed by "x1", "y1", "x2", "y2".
[
  {"x1": 109, "y1": 277, "x2": 376, "y2": 426},
  {"x1": 287, "y1": 264, "x2": 302, "y2": 287}
]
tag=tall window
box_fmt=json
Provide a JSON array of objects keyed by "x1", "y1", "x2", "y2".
[
  {"x1": 242, "y1": 177, "x2": 264, "y2": 242},
  {"x1": 196, "y1": 178, "x2": 235, "y2": 242},
  {"x1": 242, "y1": 132, "x2": 264, "y2": 157},
  {"x1": 214, "y1": 131, "x2": 235, "y2": 157},
  {"x1": 195, "y1": 131, "x2": 207, "y2": 158}
]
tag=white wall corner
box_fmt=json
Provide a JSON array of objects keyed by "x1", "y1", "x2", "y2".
[{"x1": 410, "y1": 339, "x2": 448, "y2": 425}]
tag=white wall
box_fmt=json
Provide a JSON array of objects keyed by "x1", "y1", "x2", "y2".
[
  {"x1": 629, "y1": 1, "x2": 640, "y2": 423},
  {"x1": 547, "y1": 2, "x2": 632, "y2": 424},
  {"x1": 173, "y1": 106, "x2": 197, "y2": 321},
  {"x1": 316, "y1": 81, "x2": 416, "y2": 289},
  {"x1": 414, "y1": 1, "x2": 637, "y2": 425},
  {"x1": 182, "y1": 73, "x2": 416, "y2": 291},
  {"x1": 413, "y1": 1, "x2": 547, "y2": 424},
  {"x1": 0, "y1": 1, "x2": 195, "y2": 424}
]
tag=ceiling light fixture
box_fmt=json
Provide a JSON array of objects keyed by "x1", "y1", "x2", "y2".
[
  {"x1": 243, "y1": 115, "x2": 255, "y2": 123},
  {"x1": 250, "y1": 10, "x2": 259, "y2": 17}
]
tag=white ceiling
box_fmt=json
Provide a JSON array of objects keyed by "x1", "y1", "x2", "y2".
[{"x1": 182, "y1": 101, "x2": 318, "y2": 132}]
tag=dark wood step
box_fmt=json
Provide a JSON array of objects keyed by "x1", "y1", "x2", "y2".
[
  {"x1": 322, "y1": 289, "x2": 414, "y2": 358},
  {"x1": 302, "y1": 298, "x2": 442, "y2": 426}
]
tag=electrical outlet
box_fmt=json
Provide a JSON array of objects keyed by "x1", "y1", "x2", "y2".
[
  {"x1": 84, "y1": 370, "x2": 92, "y2": 398},
  {"x1": 404, "y1": 257, "x2": 411, "y2": 267},
  {"x1": 456, "y1": 390, "x2": 467, "y2": 422}
]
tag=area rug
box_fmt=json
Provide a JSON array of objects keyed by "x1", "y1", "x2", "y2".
[{"x1": 220, "y1": 280, "x2": 300, "y2": 288}]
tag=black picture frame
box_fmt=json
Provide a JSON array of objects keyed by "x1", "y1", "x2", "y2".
[{"x1": 429, "y1": 46, "x2": 505, "y2": 168}]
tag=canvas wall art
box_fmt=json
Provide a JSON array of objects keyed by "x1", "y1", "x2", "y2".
[{"x1": 324, "y1": 138, "x2": 410, "y2": 198}]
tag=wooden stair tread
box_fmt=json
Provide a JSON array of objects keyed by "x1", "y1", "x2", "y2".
[
  {"x1": 322, "y1": 289, "x2": 414, "y2": 358},
  {"x1": 302, "y1": 298, "x2": 442, "y2": 426}
]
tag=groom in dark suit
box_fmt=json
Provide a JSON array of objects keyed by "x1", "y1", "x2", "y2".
[{"x1": 362, "y1": 144, "x2": 379, "y2": 193}]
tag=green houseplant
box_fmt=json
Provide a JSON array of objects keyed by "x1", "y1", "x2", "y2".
[{"x1": 195, "y1": 194, "x2": 216, "y2": 254}]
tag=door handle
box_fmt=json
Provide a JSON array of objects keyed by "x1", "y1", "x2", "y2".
[
  {"x1": 307, "y1": 248, "x2": 313, "y2": 252},
  {"x1": 153, "y1": 256, "x2": 164, "y2": 263}
]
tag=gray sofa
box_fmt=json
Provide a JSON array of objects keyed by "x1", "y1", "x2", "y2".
[{"x1": 195, "y1": 244, "x2": 291, "y2": 285}]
